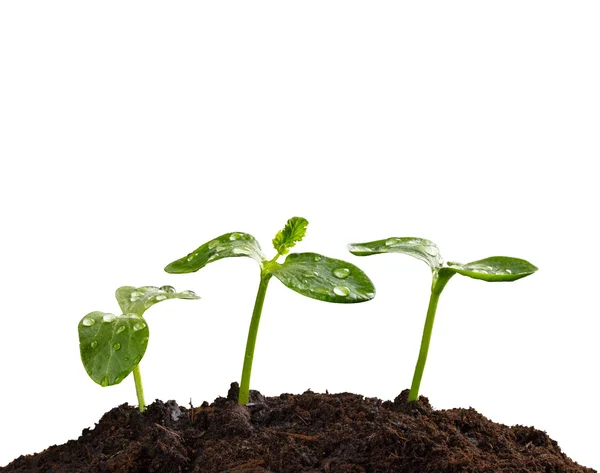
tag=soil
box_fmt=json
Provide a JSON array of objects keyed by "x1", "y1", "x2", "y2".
[{"x1": 1, "y1": 384, "x2": 595, "y2": 473}]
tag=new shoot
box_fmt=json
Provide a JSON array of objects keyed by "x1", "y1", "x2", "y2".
[
  {"x1": 78, "y1": 285, "x2": 199, "y2": 412},
  {"x1": 348, "y1": 237, "x2": 537, "y2": 402},
  {"x1": 165, "y1": 217, "x2": 376, "y2": 405}
]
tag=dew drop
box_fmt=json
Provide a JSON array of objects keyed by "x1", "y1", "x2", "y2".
[
  {"x1": 90, "y1": 341, "x2": 98, "y2": 348},
  {"x1": 208, "y1": 254, "x2": 218, "y2": 262},
  {"x1": 187, "y1": 254, "x2": 195, "y2": 262},
  {"x1": 232, "y1": 247, "x2": 249, "y2": 255},
  {"x1": 229, "y1": 232, "x2": 243, "y2": 241},
  {"x1": 314, "y1": 255, "x2": 322, "y2": 262},
  {"x1": 103, "y1": 313, "x2": 116, "y2": 323},
  {"x1": 116, "y1": 325, "x2": 126, "y2": 334},
  {"x1": 133, "y1": 322, "x2": 146, "y2": 332},
  {"x1": 208, "y1": 240, "x2": 220, "y2": 249},
  {"x1": 129, "y1": 291, "x2": 141, "y2": 302},
  {"x1": 304, "y1": 272, "x2": 316, "y2": 279},
  {"x1": 365, "y1": 292, "x2": 375, "y2": 298},
  {"x1": 160, "y1": 285, "x2": 175, "y2": 293},
  {"x1": 423, "y1": 246, "x2": 439, "y2": 257},
  {"x1": 133, "y1": 356, "x2": 142, "y2": 364},
  {"x1": 180, "y1": 290, "x2": 196, "y2": 297},
  {"x1": 505, "y1": 269, "x2": 513, "y2": 274},
  {"x1": 155, "y1": 294, "x2": 167, "y2": 301},
  {"x1": 114, "y1": 375, "x2": 124, "y2": 384},
  {"x1": 333, "y1": 268, "x2": 350, "y2": 279},
  {"x1": 216, "y1": 245, "x2": 229, "y2": 252},
  {"x1": 386, "y1": 238, "x2": 401, "y2": 246},
  {"x1": 113, "y1": 343, "x2": 121, "y2": 351},
  {"x1": 100, "y1": 376, "x2": 109, "y2": 387},
  {"x1": 82, "y1": 318, "x2": 95, "y2": 327},
  {"x1": 333, "y1": 286, "x2": 350, "y2": 297},
  {"x1": 312, "y1": 287, "x2": 330, "y2": 295}
]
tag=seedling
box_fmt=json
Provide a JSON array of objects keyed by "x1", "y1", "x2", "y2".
[
  {"x1": 78, "y1": 285, "x2": 200, "y2": 412},
  {"x1": 348, "y1": 237, "x2": 537, "y2": 402},
  {"x1": 165, "y1": 217, "x2": 375, "y2": 405}
]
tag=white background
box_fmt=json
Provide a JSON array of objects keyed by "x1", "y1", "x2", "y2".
[{"x1": 1, "y1": 2, "x2": 598, "y2": 470}]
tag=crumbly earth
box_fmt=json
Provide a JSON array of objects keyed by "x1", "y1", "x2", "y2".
[{"x1": 2, "y1": 384, "x2": 595, "y2": 473}]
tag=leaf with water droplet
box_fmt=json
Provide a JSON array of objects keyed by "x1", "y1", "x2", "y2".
[
  {"x1": 78, "y1": 312, "x2": 150, "y2": 387},
  {"x1": 272, "y1": 217, "x2": 309, "y2": 256},
  {"x1": 164, "y1": 232, "x2": 266, "y2": 274},
  {"x1": 269, "y1": 253, "x2": 375, "y2": 303},
  {"x1": 348, "y1": 237, "x2": 444, "y2": 270},
  {"x1": 439, "y1": 256, "x2": 538, "y2": 282},
  {"x1": 115, "y1": 285, "x2": 200, "y2": 316}
]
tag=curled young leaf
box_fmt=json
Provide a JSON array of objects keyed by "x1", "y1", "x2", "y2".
[
  {"x1": 164, "y1": 232, "x2": 266, "y2": 274},
  {"x1": 348, "y1": 237, "x2": 444, "y2": 270},
  {"x1": 272, "y1": 217, "x2": 309, "y2": 255},
  {"x1": 443, "y1": 256, "x2": 538, "y2": 282},
  {"x1": 79, "y1": 312, "x2": 150, "y2": 387},
  {"x1": 116, "y1": 285, "x2": 200, "y2": 316},
  {"x1": 269, "y1": 252, "x2": 375, "y2": 303}
]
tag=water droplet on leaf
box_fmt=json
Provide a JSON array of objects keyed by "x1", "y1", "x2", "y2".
[
  {"x1": 113, "y1": 343, "x2": 121, "y2": 351},
  {"x1": 208, "y1": 240, "x2": 220, "y2": 249},
  {"x1": 386, "y1": 238, "x2": 401, "y2": 246},
  {"x1": 180, "y1": 290, "x2": 196, "y2": 297},
  {"x1": 423, "y1": 246, "x2": 439, "y2": 256},
  {"x1": 90, "y1": 341, "x2": 98, "y2": 348},
  {"x1": 312, "y1": 287, "x2": 330, "y2": 295},
  {"x1": 155, "y1": 294, "x2": 167, "y2": 301},
  {"x1": 82, "y1": 318, "x2": 95, "y2": 327},
  {"x1": 103, "y1": 314, "x2": 116, "y2": 323},
  {"x1": 133, "y1": 322, "x2": 146, "y2": 332},
  {"x1": 100, "y1": 376, "x2": 109, "y2": 387},
  {"x1": 229, "y1": 232, "x2": 243, "y2": 241},
  {"x1": 333, "y1": 286, "x2": 350, "y2": 296},
  {"x1": 333, "y1": 268, "x2": 350, "y2": 279},
  {"x1": 116, "y1": 325, "x2": 126, "y2": 334},
  {"x1": 160, "y1": 285, "x2": 175, "y2": 293},
  {"x1": 314, "y1": 255, "x2": 321, "y2": 262}
]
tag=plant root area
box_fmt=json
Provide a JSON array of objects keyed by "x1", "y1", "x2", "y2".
[{"x1": 2, "y1": 384, "x2": 595, "y2": 473}]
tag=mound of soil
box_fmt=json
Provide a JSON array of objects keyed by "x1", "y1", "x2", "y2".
[{"x1": 2, "y1": 384, "x2": 594, "y2": 473}]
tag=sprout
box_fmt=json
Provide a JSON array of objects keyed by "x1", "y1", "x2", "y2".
[
  {"x1": 348, "y1": 237, "x2": 537, "y2": 402},
  {"x1": 78, "y1": 285, "x2": 199, "y2": 412},
  {"x1": 165, "y1": 217, "x2": 376, "y2": 405}
]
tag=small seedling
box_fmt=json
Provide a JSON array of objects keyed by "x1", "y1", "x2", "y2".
[
  {"x1": 165, "y1": 217, "x2": 376, "y2": 405},
  {"x1": 78, "y1": 285, "x2": 199, "y2": 412},
  {"x1": 348, "y1": 237, "x2": 537, "y2": 402}
]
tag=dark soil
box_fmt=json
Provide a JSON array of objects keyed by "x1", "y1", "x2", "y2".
[{"x1": 2, "y1": 384, "x2": 594, "y2": 473}]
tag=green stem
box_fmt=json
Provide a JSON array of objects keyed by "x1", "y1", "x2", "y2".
[
  {"x1": 133, "y1": 365, "x2": 146, "y2": 412},
  {"x1": 239, "y1": 274, "x2": 272, "y2": 405},
  {"x1": 408, "y1": 271, "x2": 453, "y2": 402}
]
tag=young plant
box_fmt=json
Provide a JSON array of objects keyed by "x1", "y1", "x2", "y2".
[
  {"x1": 78, "y1": 285, "x2": 199, "y2": 412},
  {"x1": 348, "y1": 237, "x2": 537, "y2": 402},
  {"x1": 165, "y1": 217, "x2": 376, "y2": 405}
]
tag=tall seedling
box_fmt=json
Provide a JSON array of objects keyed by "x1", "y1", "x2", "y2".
[
  {"x1": 165, "y1": 217, "x2": 376, "y2": 405},
  {"x1": 348, "y1": 237, "x2": 537, "y2": 401}
]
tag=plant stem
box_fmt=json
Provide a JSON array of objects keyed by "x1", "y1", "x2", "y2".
[
  {"x1": 408, "y1": 271, "x2": 453, "y2": 402},
  {"x1": 133, "y1": 365, "x2": 146, "y2": 412},
  {"x1": 239, "y1": 274, "x2": 272, "y2": 405}
]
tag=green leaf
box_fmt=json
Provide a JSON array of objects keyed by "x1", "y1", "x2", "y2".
[
  {"x1": 442, "y1": 256, "x2": 538, "y2": 282},
  {"x1": 115, "y1": 285, "x2": 200, "y2": 316},
  {"x1": 269, "y1": 252, "x2": 375, "y2": 303},
  {"x1": 348, "y1": 237, "x2": 444, "y2": 270},
  {"x1": 164, "y1": 232, "x2": 266, "y2": 274},
  {"x1": 79, "y1": 311, "x2": 149, "y2": 387},
  {"x1": 272, "y1": 217, "x2": 309, "y2": 255}
]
